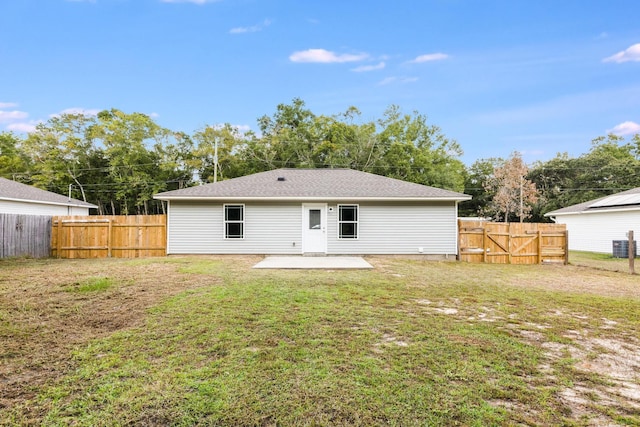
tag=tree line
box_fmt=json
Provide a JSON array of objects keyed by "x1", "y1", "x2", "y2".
[{"x1": 1, "y1": 98, "x2": 639, "y2": 220}]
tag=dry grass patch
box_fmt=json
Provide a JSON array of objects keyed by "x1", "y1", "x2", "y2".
[
  {"x1": 0, "y1": 256, "x2": 241, "y2": 418},
  {"x1": 1, "y1": 255, "x2": 639, "y2": 425}
]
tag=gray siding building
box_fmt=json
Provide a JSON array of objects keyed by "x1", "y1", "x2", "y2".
[{"x1": 154, "y1": 169, "x2": 470, "y2": 256}]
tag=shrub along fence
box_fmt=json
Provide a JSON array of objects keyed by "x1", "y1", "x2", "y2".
[
  {"x1": 0, "y1": 213, "x2": 52, "y2": 259},
  {"x1": 51, "y1": 215, "x2": 166, "y2": 259},
  {"x1": 458, "y1": 220, "x2": 568, "y2": 265}
]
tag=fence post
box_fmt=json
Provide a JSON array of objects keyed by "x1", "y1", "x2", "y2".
[
  {"x1": 507, "y1": 224, "x2": 512, "y2": 265},
  {"x1": 482, "y1": 227, "x2": 487, "y2": 263},
  {"x1": 564, "y1": 230, "x2": 569, "y2": 265},
  {"x1": 629, "y1": 230, "x2": 635, "y2": 275},
  {"x1": 107, "y1": 219, "x2": 113, "y2": 258},
  {"x1": 537, "y1": 230, "x2": 542, "y2": 264},
  {"x1": 56, "y1": 218, "x2": 62, "y2": 259}
]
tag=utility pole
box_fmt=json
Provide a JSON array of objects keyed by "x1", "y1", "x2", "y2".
[{"x1": 213, "y1": 137, "x2": 219, "y2": 183}]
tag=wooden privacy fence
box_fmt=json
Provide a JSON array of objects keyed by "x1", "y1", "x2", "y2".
[
  {"x1": 459, "y1": 220, "x2": 568, "y2": 265},
  {"x1": 51, "y1": 215, "x2": 166, "y2": 259},
  {"x1": 0, "y1": 213, "x2": 52, "y2": 258}
]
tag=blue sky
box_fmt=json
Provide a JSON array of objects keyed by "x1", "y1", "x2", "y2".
[{"x1": 1, "y1": 0, "x2": 639, "y2": 165}]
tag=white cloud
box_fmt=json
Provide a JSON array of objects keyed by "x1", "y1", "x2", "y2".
[
  {"x1": 161, "y1": 0, "x2": 220, "y2": 4},
  {"x1": 50, "y1": 107, "x2": 100, "y2": 118},
  {"x1": 0, "y1": 102, "x2": 33, "y2": 132},
  {"x1": 603, "y1": 43, "x2": 640, "y2": 63},
  {"x1": 229, "y1": 19, "x2": 271, "y2": 34},
  {"x1": 378, "y1": 77, "x2": 397, "y2": 86},
  {"x1": 607, "y1": 121, "x2": 640, "y2": 136},
  {"x1": 233, "y1": 124, "x2": 251, "y2": 133},
  {"x1": 0, "y1": 110, "x2": 29, "y2": 123},
  {"x1": 408, "y1": 53, "x2": 449, "y2": 63},
  {"x1": 289, "y1": 49, "x2": 368, "y2": 63},
  {"x1": 351, "y1": 62, "x2": 385, "y2": 72},
  {"x1": 377, "y1": 76, "x2": 418, "y2": 86},
  {"x1": 7, "y1": 122, "x2": 39, "y2": 133}
]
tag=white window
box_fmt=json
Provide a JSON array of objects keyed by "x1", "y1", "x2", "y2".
[
  {"x1": 338, "y1": 205, "x2": 358, "y2": 239},
  {"x1": 224, "y1": 204, "x2": 244, "y2": 239}
]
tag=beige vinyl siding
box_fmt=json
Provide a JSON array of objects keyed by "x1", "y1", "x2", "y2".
[
  {"x1": 327, "y1": 202, "x2": 458, "y2": 255},
  {"x1": 552, "y1": 210, "x2": 640, "y2": 253},
  {"x1": 0, "y1": 199, "x2": 89, "y2": 216},
  {"x1": 167, "y1": 201, "x2": 302, "y2": 254}
]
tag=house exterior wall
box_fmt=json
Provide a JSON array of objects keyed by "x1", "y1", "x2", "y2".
[
  {"x1": 552, "y1": 210, "x2": 640, "y2": 253},
  {"x1": 0, "y1": 200, "x2": 90, "y2": 216},
  {"x1": 167, "y1": 201, "x2": 303, "y2": 254},
  {"x1": 166, "y1": 200, "x2": 459, "y2": 255},
  {"x1": 326, "y1": 202, "x2": 458, "y2": 255}
]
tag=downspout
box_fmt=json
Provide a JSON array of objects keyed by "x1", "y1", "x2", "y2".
[{"x1": 455, "y1": 200, "x2": 460, "y2": 260}]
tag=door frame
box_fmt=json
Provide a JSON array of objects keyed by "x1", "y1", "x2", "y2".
[{"x1": 301, "y1": 203, "x2": 328, "y2": 254}]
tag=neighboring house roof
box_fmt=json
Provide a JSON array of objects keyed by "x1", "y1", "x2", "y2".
[
  {"x1": 0, "y1": 177, "x2": 98, "y2": 209},
  {"x1": 545, "y1": 187, "x2": 640, "y2": 217},
  {"x1": 155, "y1": 168, "x2": 471, "y2": 201}
]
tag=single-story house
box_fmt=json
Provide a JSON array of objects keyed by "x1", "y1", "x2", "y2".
[
  {"x1": 154, "y1": 168, "x2": 471, "y2": 256},
  {"x1": 545, "y1": 187, "x2": 640, "y2": 254},
  {"x1": 0, "y1": 177, "x2": 97, "y2": 216}
]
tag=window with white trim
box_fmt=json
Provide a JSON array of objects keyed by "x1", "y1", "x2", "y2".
[
  {"x1": 224, "y1": 204, "x2": 244, "y2": 239},
  {"x1": 338, "y1": 204, "x2": 358, "y2": 239}
]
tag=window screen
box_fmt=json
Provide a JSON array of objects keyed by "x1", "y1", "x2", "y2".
[
  {"x1": 338, "y1": 205, "x2": 358, "y2": 239},
  {"x1": 224, "y1": 205, "x2": 244, "y2": 239}
]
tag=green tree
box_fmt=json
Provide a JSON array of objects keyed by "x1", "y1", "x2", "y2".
[
  {"x1": 459, "y1": 157, "x2": 503, "y2": 217},
  {"x1": 376, "y1": 105, "x2": 466, "y2": 191},
  {"x1": 193, "y1": 124, "x2": 247, "y2": 182},
  {"x1": 239, "y1": 100, "x2": 467, "y2": 192},
  {"x1": 0, "y1": 132, "x2": 29, "y2": 180},
  {"x1": 23, "y1": 113, "x2": 98, "y2": 201},
  {"x1": 88, "y1": 109, "x2": 171, "y2": 214},
  {"x1": 529, "y1": 134, "x2": 640, "y2": 220}
]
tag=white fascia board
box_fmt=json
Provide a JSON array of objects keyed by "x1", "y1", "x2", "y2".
[
  {"x1": 154, "y1": 195, "x2": 472, "y2": 202},
  {"x1": 0, "y1": 196, "x2": 97, "y2": 209},
  {"x1": 546, "y1": 206, "x2": 640, "y2": 216}
]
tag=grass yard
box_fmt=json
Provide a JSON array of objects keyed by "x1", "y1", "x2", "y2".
[
  {"x1": 570, "y1": 250, "x2": 638, "y2": 273},
  {"x1": 1, "y1": 256, "x2": 639, "y2": 426}
]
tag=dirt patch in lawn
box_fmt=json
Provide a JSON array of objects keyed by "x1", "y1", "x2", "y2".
[
  {"x1": 2, "y1": 255, "x2": 639, "y2": 425},
  {"x1": 416, "y1": 297, "x2": 640, "y2": 425},
  {"x1": 0, "y1": 256, "x2": 233, "y2": 416}
]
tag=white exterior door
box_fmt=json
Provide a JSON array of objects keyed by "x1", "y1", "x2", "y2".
[{"x1": 302, "y1": 204, "x2": 327, "y2": 253}]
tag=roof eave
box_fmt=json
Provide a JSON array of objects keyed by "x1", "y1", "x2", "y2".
[
  {"x1": 0, "y1": 196, "x2": 98, "y2": 209},
  {"x1": 545, "y1": 206, "x2": 640, "y2": 216},
  {"x1": 154, "y1": 195, "x2": 471, "y2": 202}
]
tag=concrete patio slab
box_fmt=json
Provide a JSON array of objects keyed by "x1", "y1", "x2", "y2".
[{"x1": 252, "y1": 256, "x2": 373, "y2": 269}]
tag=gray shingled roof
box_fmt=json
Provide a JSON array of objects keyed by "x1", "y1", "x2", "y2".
[
  {"x1": 545, "y1": 187, "x2": 640, "y2": 216},
  {"x1": 155, "y1": 168, "x2": 471, "y2": 201},
  {"x1": 0, "y1": 177, "x2": 98, "y2": 208}
]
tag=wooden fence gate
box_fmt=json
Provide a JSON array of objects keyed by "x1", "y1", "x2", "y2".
[
  {"x1": 458, "y1": 220, "x2": 568, "y2": 264},
  {"x1": 51, "y1": 215, "x2": 166, "y2": 259},
  {"x1": 0, "y1": 213, "x2": 52, "y2": 258}
]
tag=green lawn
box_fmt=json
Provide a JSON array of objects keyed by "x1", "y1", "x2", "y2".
[
  {"x1": 570, "y1": 250, "x2": 638, "y2": 273},
  {"x1": 1, "y1": 256, "x2": 639, "y2": 426}
]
